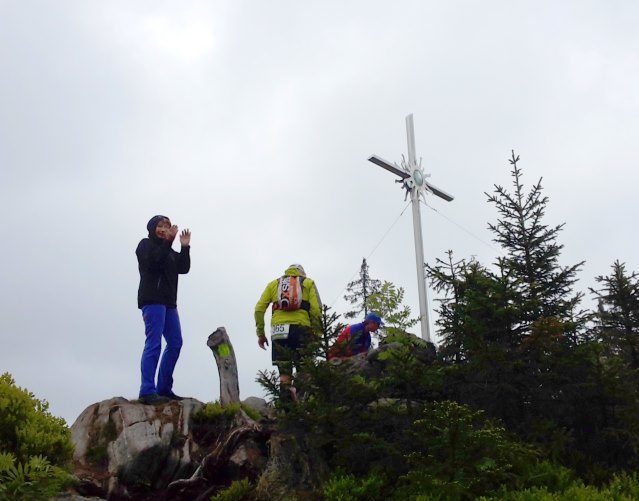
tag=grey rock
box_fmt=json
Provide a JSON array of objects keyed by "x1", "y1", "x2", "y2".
[
  {"x1": 70, "y1": 397, "x2": 205, "y2": 498},
  {"x1": 242, "y1": 396, "x2": 268, "y2": 413},
  {"x1": 69, "y1": 396, "x2": 270, "y2": 500}
]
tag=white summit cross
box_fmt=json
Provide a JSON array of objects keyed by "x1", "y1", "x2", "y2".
[{"x1": 368, "y1": 114, "x2": 454, "y2": 342}]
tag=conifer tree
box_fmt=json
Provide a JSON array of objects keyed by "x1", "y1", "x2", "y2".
[
  {"x1": 578, "y1": 261, "x2": 639, "y2": 474},
  {"x1": 486, "y1": 151, "x2": 585, "y2": 340},
  {"x1": 428, "y1": 250, "x2": 467, "y2": 363},
  {"x1": 590, "y1": 260, "x2": 639, "y2": 368},
  {"x1": 428, "y1": 153, "x2": 595, "y2": 456},
  {"x1": 428, "y1": 252, "x2": 516, "y2": 363},
  {"x1": 428, "y1": 253, "x2": 525, "y2": 423},
  {"x1": 343, "y1": 258, "x2": 381, "y2": 320},
  {"x1": 479, "y1": 152, "x2": 599, "y2": 457}
]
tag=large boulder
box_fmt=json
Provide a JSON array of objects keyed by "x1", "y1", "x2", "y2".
[{"x1": 70, "y1": 397, "x2": 268, "y2": 500}]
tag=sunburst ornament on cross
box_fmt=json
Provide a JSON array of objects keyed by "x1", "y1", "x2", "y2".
[
  {"x1": 395, "y1": 155, "x2": 432, "y2": 202},
  {"x1": 368, "y1": 114, "x2": 454, "y2": 342}
]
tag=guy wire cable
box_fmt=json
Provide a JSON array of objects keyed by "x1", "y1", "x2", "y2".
[
  {"x1": 328, "y1": 201, "x2": 411, "y2": 308},
  {"x1": 420, "y1": 199, "x2": 505, "y2": 256}
]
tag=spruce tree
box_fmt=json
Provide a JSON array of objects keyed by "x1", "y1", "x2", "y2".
[
  {"x1": 428, "y1": 153, "x2": 595, "y2": 457},
  {"x1": 343, "y1": 258, "x2": 381, "y2": 320},
  {"x1": 428, "y1": 250, "x2": 468, "y2": 363},
  {"x1": 428, "y1": 253, "x2": 525, "y2": 424},
  {"x1": 590, "y1": 260, "x2": 639, "y2": 368},
  {"x1": 581, "y1": 261, "x2": 639, "y2": 474},
  {"x1": 428, "y1": 252, "x2": 517, "y2": 363},
  {"x1": 486, "y1": 151, "x2": 585, "y2": 340},
  {"x1": 481, "y1": 152, "x2": 601, "y2": 459}
]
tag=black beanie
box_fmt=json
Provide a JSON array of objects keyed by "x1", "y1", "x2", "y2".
[{"x1": 147, "y1": 215, "x2": 169, "y2": 236}]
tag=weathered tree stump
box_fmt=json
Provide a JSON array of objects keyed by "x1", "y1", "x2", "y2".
[{"x1": 207, "y1": 327, "x2": 240, "y2": 405}]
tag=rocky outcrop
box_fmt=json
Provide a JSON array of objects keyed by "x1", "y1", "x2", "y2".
[
  {"x1": 70, "y1": 397, "x2": 269, "y2": 500},
  {"x1": 329, "y1": 333, "x2": 437, "y2": 377}
]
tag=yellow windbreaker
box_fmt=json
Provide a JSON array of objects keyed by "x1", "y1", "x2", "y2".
[{"x1": 254, "y1": 266, "x2": 323, "y2": 337}]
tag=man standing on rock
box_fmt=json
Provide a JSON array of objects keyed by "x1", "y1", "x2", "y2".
[
  {"x1": 255, "y1": 264, "x2": 323, "y2": 402},
  {"x1": 136, "y1": 215, "x2": 191, "y2": 405}
]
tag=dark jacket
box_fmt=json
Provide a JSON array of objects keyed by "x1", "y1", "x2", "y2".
[{"x1": 136, "y1": 236, "x2": 190, "y2": 308}]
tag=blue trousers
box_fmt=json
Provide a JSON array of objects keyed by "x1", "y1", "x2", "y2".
[{"x1": 139, "y1": 304, "x2": 183, "y2": 397}]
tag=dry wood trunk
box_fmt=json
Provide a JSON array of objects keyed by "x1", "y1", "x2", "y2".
[{"x1": 207, "y1": 327, "x2": 240, "y2": 405}]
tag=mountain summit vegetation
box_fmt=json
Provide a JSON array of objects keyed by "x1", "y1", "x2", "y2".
[{"x1": 4, "y1": 152, "x2": 639, "y2": 500}]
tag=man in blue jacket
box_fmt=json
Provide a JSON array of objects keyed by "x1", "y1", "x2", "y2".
[
  {"x1": 328, "y1": 312, "x2": 383, "y2": 360},
  {"x1": 136, "y1": 215, "x2": 191, "y2": 405}
]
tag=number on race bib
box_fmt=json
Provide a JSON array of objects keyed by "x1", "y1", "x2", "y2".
[{"x1": 271, "y1": 324, "x2": 290, "y2": 340}]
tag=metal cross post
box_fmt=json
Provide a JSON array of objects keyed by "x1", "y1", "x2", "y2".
[{"x1": 368, "y1": 114, "x2": 454, "y2": 342}]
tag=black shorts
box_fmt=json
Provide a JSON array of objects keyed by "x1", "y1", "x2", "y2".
[{"x1": 272, "y1": 325, "x2": 313, "y2": 374}]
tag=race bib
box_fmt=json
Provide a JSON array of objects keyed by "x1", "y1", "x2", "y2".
[{"x1": 271, "y1": 324, "x2": 290, "y2": 340}]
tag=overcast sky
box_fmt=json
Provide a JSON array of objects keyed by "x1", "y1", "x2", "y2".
[{"x1": 1, "y1": 1, "x2": 638, "y2": 425}]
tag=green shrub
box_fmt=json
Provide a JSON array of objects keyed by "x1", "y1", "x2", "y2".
[
  {"x1": 0, "y1": 452, "x2": 74, "y2": 501},
  {"x1": 479, "y1": 472, "x2": 639, "y2": 500},
  {"x1": 241, "y1": 404, "x2": 261, "y2": 422},
  {"x1": 515, "y1": 460, "x2": 575, "y2": 492},
  {"x1": 0, "y1": 373, "x2": 74, "y2": 500},
  {"x1": 194, "y1": 401, "x2": 239, "y2": 423},
  {"x1": 194, "y1": 401, "x2": 260, "y2": 424},
  {"x1": 210, "y1": 478, "x2": 254, "y2": 501},
  {"x1": 607, "y1": 473, "x2": 639, "y2": 499},
  {"x1": 383, "y1": 401, "x2": 542, "y2": 499},
  {"x1": 0, "y1": 373, "x2": 73, "y2": 465},
  {"x1": 193, "y1": 400, "x2": 261, "y2": 446},
  {"x1": 323, "y1": 472, "x2": 387, "y2": 501}
]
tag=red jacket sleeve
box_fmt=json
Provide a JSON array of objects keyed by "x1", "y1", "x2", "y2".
[{"x1": 328, "y1": 326, "x2": 352, "y2": 359}]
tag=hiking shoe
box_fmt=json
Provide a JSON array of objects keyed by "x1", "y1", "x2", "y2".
[
  {"x1": 139, "y1": 393, "x2": 170, "y2": 405},
  {"x1": 158, "y1": 391, "x2": 184, "y2": 401}
]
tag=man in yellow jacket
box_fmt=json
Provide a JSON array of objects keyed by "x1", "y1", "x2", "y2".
[{"x1": 255, "y1": 264, "x2": 323, "y2": 401}]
